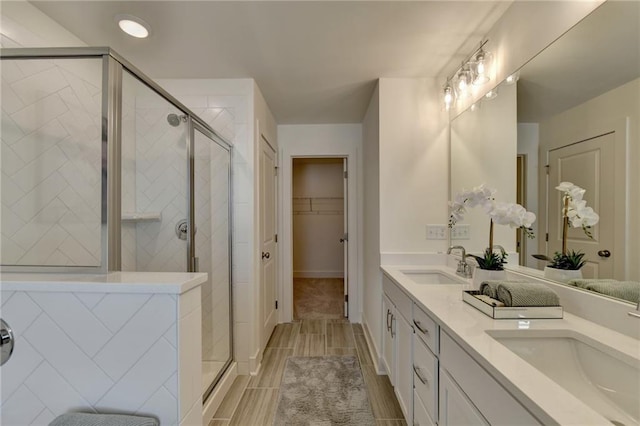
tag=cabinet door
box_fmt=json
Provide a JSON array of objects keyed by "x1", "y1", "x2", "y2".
[
  {"x1": 382, "y1": 294, "x2": 395, "y2": 384},
  {"x1": 396, "y1": 312, "x2": 413, "y2": 423},
  {"x1": 439, "y1": 368, "x2": 489, "y2": 426}
]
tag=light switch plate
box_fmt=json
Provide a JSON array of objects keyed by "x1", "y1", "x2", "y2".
[
  {"x1": 426, "y1": 225, "x2": 447, "y2": 240},
  {"x1": 451, "y1": 224, "x2": 470, "y2": 240}
]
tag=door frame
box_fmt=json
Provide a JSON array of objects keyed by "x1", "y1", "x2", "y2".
[
  {"x1": 278, "y1": 141, "x2": 361, "y2": 323},
  {"x1": 540, "y1": 117, "x2": 628, "y2": 279}
]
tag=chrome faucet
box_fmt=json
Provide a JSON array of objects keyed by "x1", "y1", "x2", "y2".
[
  {"x1": 629, "y1": 301, "x2": 640, "y2": 319},
  {"x1": 447, "y1": 245, "x2": 472, "y2": 278}
]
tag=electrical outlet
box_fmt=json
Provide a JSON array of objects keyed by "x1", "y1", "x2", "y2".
[
  {"x1": 426, "y1": 225, "x2": 447, "y2": 240},
  {"x1": 451, "y1": 224, "x2": 470, "y2": 240}
]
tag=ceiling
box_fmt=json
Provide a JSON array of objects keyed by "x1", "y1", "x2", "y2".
[{"x1": 31, "y1": 1, "x2": 510, "y2": 124}]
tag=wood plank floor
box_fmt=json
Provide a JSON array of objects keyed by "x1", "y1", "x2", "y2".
[{"x1": 209, "y1": 320, "x2": 406, "y2": 425}]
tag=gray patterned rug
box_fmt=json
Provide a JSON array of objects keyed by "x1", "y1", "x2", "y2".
[{"x1": 273, "y1": 356, "x2": 375, "y2": 425}]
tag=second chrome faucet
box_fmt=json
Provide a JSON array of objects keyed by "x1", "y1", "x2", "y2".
[{"x1": 447, "y1": 245, "x2": 473, "y2": 278}]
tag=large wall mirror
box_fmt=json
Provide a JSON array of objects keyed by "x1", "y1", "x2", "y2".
[{"x1": 450, "y1": 0, "x2": 639, "y2": 303}]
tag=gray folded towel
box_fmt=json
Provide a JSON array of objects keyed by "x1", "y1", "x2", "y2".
[
  {"x1": 583, "y1": 281, "x2": 640, "y2": 304},
  {"x1": 567, "y1": 278, "x2": 617, "y2": 289},
  {"x1": 480, "y1": 280, "x2": 527, "y2": 298},
  {"x1": 496, "y1": 282, "x2": 560, "y2": 307},
  {"x1": 49, "y1": 413, "x2": 158, "y2": 426}
]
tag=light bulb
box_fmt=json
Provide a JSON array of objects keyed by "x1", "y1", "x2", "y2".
[
  {"x1": 473, "y1": 50, "x2": 490, "y2": 85},
  {"x1": 443, "y1": 86, "x2": 453, "y2": 110}
]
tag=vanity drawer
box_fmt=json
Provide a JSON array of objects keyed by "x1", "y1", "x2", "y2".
[
  {"x1": 413, "y1": 302, "x2": 439, "y2": 354},
  {"x1": 413, "y1": 388, "x2": 436, "y2": 426},
  {"x1": 413, "y1": 336, "x2": 438, "y2": 422}
]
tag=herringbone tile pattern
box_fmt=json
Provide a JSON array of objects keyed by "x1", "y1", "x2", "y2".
[
  {"x1": 0, "y1": 290, "x2": 179, "y2": 425},
  {"x1": 1, "y1": 58, "x2": 103, "y2": 267}
]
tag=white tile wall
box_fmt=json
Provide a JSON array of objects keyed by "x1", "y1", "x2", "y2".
[
  {"x1": 0, "y1": 290, "x2": 180, "y2": 425},
  {"x1": 1, "y1": 58, "x2": 103, "y2": 267}
]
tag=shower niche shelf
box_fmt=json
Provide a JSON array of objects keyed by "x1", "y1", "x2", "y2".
[{"x1": 122, "y1": 212, "x2": 162, "y2": 222}]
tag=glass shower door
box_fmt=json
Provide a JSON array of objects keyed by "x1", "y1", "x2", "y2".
[
  {"x1": 120, "y1": 70, "x2": 189, "y2": 273},
  {"x1": 192, "y1": 123, "x2": 232, "y2": 400}
]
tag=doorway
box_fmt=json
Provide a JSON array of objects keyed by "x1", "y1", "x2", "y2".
[{"x1": 292, "y1": 158, "x2": 347, "y2": 320}]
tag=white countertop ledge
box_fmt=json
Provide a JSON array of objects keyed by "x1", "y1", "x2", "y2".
[
  {"x1": 382, "y1": 264, "x2": 640, "y2": 426},
  {"x1": 0, "y1": 271, "x2": 208, "y2": 294}
]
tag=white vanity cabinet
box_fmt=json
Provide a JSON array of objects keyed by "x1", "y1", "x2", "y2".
[
  {"x1": 412, "y1": 305, "x2": 439, "y2": 425},
  {"x1": 439, "y1": 367, "x2": 489, "y2": 426},
  {"x1": 382, "y1": 275, "x2": 414, "y2": 422},
  {"x1": 439, "y1": 331, "x2": 541, "y2": 425}
]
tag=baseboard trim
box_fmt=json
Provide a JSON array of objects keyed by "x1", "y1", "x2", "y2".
[
  {"x1": 293, "y1": 271, "x2": 344, "y2": 279},
  {"x1": 202, "y1": 362, "x2": 237, "y2": 425},
  {"x1": 249, "y1": 348, "x2": 263, "y2": 376},
  {"x1": 362, "y1": 318, "x2": 385, "y2": 375}
]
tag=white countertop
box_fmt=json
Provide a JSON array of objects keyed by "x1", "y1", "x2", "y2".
[
  {"x1": 0, "y1": 271, "x2": 208, "y2": 294},
  {"x1": 382, "y1": 264, "x2": 640, "y2": 426}
]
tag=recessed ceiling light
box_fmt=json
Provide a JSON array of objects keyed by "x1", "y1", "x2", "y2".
[{"x1": 116, "y1": 14, "x2": 150, "y2": 38}]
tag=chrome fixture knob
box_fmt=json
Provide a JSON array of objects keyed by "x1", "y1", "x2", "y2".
[
  {"x1": 1, "y1": 319, "x2": 15, "y2": 366},
  {"x1": 597, "y1": 249, "x2": 611, "y2": 258}
]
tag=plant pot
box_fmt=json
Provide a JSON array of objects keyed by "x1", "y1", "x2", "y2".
[
  {"x1": 472, "y1": 268, "x2": 507, "y2": 290},
  {"x1": 543, "y1": 266, "x2": 583, "y2": 283}
]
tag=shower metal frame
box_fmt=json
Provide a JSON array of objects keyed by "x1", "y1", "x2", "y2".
[{"x1": 1, "y1": 47, "x2": 234, "y2": 397}]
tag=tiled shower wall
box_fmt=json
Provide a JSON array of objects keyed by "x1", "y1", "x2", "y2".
[{"x1": 1, "y1": 57, "x2": 103, "y2": 267}]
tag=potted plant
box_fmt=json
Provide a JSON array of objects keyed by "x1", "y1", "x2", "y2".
[
  {"x1": 449, "y1": 185, "x2": 536, "y2": 287},
  {"x1": 535, "y1": 182, "x2": 599, "y2": 282}
]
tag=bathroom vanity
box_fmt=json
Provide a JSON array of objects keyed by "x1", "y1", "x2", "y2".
[
  {"x1": 0, "y1": 272, "x2": 207, "y2": 426},
  {"x1": 380, "y1": 265, "x2": 640, "y2": 426}
]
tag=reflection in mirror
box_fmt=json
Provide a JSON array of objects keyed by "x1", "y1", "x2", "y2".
[{"x1": 450, "y1": 0, "x2": 640, "y2": 304}]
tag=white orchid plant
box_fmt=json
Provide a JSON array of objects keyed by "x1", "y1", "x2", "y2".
[
  {"x1": 544, "y1": 182, "x2": 599, "y2": 270},
  {"x1": 449, "y1": 184, "x2": 536, "y2": 270}
]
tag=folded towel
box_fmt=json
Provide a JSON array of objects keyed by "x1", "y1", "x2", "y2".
[
  {"x1": 583, "y1": 281, "x2": 640, "y2": 304},
  {"x1": 496, "y1": 282, "x2": 560, "y2": 307},
  {"x1": 49, "y1": 413, "x2": 158, "y2": 426},
  {"x1": 480, "y1": 280, "x2": 527, "y2": 298},
  {"x1": 475, "y1": 294, "x2": 505, "y2": 307},
  {"x1": 567, "y1": 278, "x2": 617, "y2": 289}
]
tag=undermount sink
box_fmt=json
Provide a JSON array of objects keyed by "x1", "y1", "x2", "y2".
[
  {"x1": 400, "y1": 270, "x2": 465, "y2": 285},
  {"x1": 488, "y1": 329, "x2": 640, "y2": 425}
]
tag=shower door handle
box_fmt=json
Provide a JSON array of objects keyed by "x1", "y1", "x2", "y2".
[{"x1": 1, "y1": 319, "x2": 15, "y2": 366}]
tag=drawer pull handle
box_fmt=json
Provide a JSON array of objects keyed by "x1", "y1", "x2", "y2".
[
  {"x1": 413, "y1": 320, "x2": 429, "y2": 335},
  {"x1": 413, "y1": 365, "x2": 429, "y2": 385},
  {"x1": 386, "y1": 309, "x2": 392, "y2": 331}
]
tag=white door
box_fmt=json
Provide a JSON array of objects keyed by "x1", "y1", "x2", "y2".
[
  {"x1": 260, "y1": 136, "x2": 277, "y2": 347},
  {"x1": 342, "y1": 158, "x2": 349, "y2": 317},
  {"x1": 548, "y1": 132, "x2": 615, "y2": 278}
]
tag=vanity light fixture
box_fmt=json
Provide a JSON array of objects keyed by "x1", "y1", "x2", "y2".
[
  {"x1": 116, "y1": 14, "x2": 150, "y2": 38},
  {"x1": 443, "y1": 84, "x2": 454, "y2": 111},
  {"x1": 456, "y1": 65, "x2": 472, "y2": 98},
  {"x1": 472, "y1": 49, "x2": 491, "y2": 85},
  {"x1": 442, "y1": 40, "x2": 492, "y2": 109}
]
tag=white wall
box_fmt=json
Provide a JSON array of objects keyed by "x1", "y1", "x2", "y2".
[
  {"x1": 278, "y1": 124, "x2": 362, "y2": 323},
  {"x1": 450, "y1": 82, "x2": 518, "y2": 255},
  {"x1": 517, "y1": 123, "x2": 539, "y2": 268},
  {"x1": 361, "y1": 83, "x2": 381, "y2": 366},
  {"x1": 379, "y1": 78, "x2": 450, "y2": 255},
  {"x1": 538, "y1": 78, "x2": 640, "y2": 281},
  {"x1": 292, "y1": 160, "x2": 344, "y2": 278}
]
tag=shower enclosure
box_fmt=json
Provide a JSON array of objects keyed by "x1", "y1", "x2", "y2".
[{"x1": 0, "y1": 47, "x2": 232, "y2": 401}]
